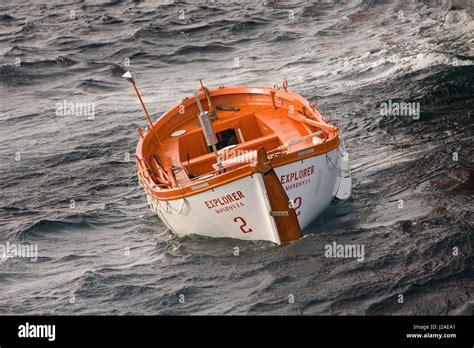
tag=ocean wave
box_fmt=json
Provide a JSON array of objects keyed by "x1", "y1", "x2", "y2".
[{"x1": 17, "y1": 218, "x2": 90, "y2": 239}]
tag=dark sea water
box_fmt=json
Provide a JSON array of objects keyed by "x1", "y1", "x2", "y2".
[{"x1": 0, "y1": 0, "x2": 472, "y2": 315}]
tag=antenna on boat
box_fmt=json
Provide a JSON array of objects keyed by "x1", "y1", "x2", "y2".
[
  {"x1": 194, "y1": 92, "x2": 224, "y2": 174},
  {"x1": 122, "y1": 71, "x2": 157, "y2": 138}
]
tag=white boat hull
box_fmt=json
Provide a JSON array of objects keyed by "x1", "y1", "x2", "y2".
[{"x1": 144, "y1": 145, "x2": 351, "y2": 244}]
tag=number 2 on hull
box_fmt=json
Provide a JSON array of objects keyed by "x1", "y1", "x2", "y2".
[
  {"x1": 233, "y1": 216, "x2": 253, "y2": 234},
  {"x1": 289, "y1": 197, "x2": 302, "y2": 216}
]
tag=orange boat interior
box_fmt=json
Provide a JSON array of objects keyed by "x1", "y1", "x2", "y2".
[{"x1": 136, "y1": 85, "x2": 339, "y2": 190}]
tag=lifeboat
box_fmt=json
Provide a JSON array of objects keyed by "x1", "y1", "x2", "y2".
[{"x1": 123, "y1": 72, "x2": 351, "y2": 244}]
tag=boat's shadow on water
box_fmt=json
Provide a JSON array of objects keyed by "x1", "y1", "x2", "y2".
[
  {"x1": 304, "y1": 199, "x2": 356, "y2": 235},
  {"x1": 150, "y1": 228, "x2": 278, "y2": 258}
]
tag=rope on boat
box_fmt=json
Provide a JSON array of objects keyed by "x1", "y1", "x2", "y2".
[
  {"x1": 164, "y1": 199, "x2": 187, "y2": 214},
  {"x1": 148, "y1": 194, "x2": 188, "y2": 215},
  {"x1": 337, "y1": 146, "x2": 349, "y2": 162},
  {"x1": 326, "y1": 152, "x2": 338, "y2": 169},
  {"x1": 327, "y1": 146, "x2": 351, "y2": 177}
]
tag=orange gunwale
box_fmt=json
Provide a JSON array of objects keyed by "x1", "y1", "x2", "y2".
[{"x1": 135, "y1": 86, "x2": 341, "y2": 201}]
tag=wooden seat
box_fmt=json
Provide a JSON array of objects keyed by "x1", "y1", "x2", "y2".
[{"x1": 184, "y1": 133, "x2": 281, "y2": 176}]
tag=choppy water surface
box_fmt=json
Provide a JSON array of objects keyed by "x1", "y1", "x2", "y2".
[{"x1": 0, "y1": 0, "x2": 472, "y2": 315}]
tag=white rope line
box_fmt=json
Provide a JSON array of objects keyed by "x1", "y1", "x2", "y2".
[
  {"x1": 326, "y1": 152, "x2": 339, "y2": 169},
  {"x1": 147, "y1": 195, "x2": 187, "y2": 215}
]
